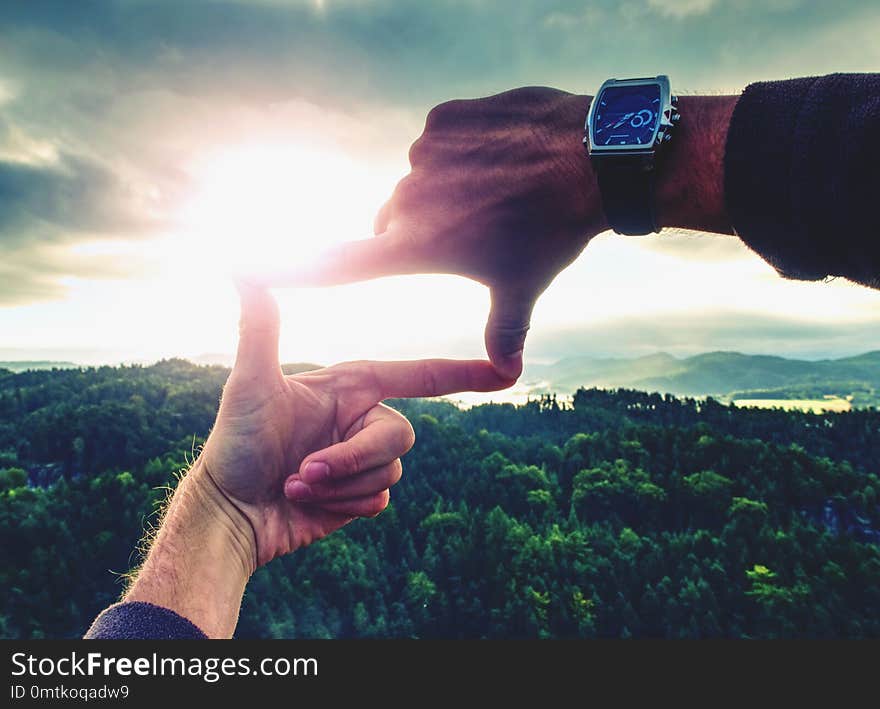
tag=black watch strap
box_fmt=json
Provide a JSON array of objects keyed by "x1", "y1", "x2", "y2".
[{"x1": 595, "y1": 156, "x2": 658, "y2": 236}]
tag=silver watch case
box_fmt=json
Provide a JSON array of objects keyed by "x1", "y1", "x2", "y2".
[{"x1": 584, "y1": 75, "x2": 678, "y2": 159}]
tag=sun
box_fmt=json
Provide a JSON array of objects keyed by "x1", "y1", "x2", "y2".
[
  {"x1": 140, "y1": 139, "x2": 486, "y2": 369},
  {"x1": 178, "y1": 142, "x2": 393, "y2": 279}
]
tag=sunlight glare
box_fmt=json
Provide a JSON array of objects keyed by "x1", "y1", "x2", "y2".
[{"x1": 179, "y1": 143, "x2": 391, "y2": 279}]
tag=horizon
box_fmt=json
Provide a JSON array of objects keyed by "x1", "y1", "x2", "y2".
[{"x1": 3, "y1": 344, "x2": 879, "y2": 370}]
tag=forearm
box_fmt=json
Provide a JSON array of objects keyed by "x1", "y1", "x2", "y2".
[
  {"x1": 656, "y1": 95, "x2": 737, "y2": 235},
  {"x1": 573, "y1": 76, "x2": 879, "y2": 288},
  {"x1": 123, "y1": 459, "x2": 257, "y2": 638}
]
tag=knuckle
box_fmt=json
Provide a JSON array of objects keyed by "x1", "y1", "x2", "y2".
[
  {"x1": 407, "y1": 137, "x2": 427, "y2": 167},
  {"x1": 403, "y1": 419, "x2": 416, "y2": 453},
  {"x1": 420, "y1": 361, "x2": 439, "y2": 397},
  {"x1": 389, "y1": 459, "x2": 403, "y2": 486},
  {"x1": 392, "y1": 176, "x2": 421, "y2": 209},
  {"x1": 312, "y1": 482, "x2": 339, "y2": 500},
  {"x1": 424, "y1": 99, "x2": 462, "y2": 132},
  {"x1": 334, "y1": 360, "x2": 376, "y2": 394},
  {"x1": 345, "y1": 444, "x2": 365, "y2": 474},
  {"x1": 489, "y1": 304, "x2": 532, "y2": 332},
  {"x1": 490, "y1": 325, "x2": 530, "y2": 351},
  {"x1": 399, "y1": 417, "x2": 416, "y2": 453},
  {"x1": 369, "y1": 490, "x2": 390, "y2": 517}
]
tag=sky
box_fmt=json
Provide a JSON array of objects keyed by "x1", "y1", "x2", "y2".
[{"x1": 1, "y1": 0, "x2": 879, "y2": 368}]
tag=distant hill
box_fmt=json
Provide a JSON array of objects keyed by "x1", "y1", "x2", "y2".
[
  {"x1": 188, "y1": 352, "x2": 234, "y2": 367},
  {"x1": 525, "y1": 350, "x2": 880, "y2": 407},
  {"x1": 0, "y1": 357, "x2": 322, "y2": 377},
  {"x1": 0, "y1": 361, "x2": 79, "y2": 373}
]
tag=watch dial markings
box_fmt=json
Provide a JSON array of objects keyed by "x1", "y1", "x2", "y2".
[{"x1": 592, "y1": 84, "x2": 662, "y2": 147}]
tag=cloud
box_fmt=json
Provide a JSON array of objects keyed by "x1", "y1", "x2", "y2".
[
  {"x1": 647, "y1": 0, "x2": 717, "y2": 19},
  {"x1": 0, "y1": 261, "x2": 66, "y2": 305},
  {"x1": 0, "y1": 152, "x2": 162, "y2": 246},
  {"x1": 543, "y1": 6, "x2": 606, "y2": 29},
  {"x1": 629, "y1": 231, "x2": 756, "y2": 263},
  {"x1": 0, "y1": 239, "x2": 145, "y2": 307},
  {"x1": 0, "y1": 111, "x2": 177, "y2": 303},
  {"x1": 3, "y1": 1, "x2": 876, "y2": 110}
]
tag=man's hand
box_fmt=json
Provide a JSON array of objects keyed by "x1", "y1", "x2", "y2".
[
  {"x1": 205, "y1": 282, "x2": 510, "y2": 565},
  {"x1": 265, "y1": 88, "x2": 735, "y2": 378},
  {"x1": 270, "y1": 87, "x2": 603, "y2": 378},
  {"x1": 123, "y1": 283, "x2": 511, "y2": 637}
]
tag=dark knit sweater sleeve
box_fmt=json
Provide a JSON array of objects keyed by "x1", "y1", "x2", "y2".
[
  {"x1": 724, "y1": 73, "x2": 880, "y2": 289},
  {"x1": 84, "y1": 601, "x2": 208, "y2": 639}
]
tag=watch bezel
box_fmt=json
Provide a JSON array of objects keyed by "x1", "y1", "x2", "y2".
[{"x1": 585, "y1": 75, "x2": 674, "y2": 155}]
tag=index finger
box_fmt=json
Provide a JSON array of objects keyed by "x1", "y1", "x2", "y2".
[
  {"x1": 259, "y1": 230, "x2": 424, "y2": 287},
  {"x1": 357, "y1": 359, "x2": 515, "y2": 399}
]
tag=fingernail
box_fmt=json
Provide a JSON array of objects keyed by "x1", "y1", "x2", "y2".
[
  {"x1": 302, "y1": 461, "x2": 330, "y2": 484},
  {"x1": 285, "y1": 480, "x2": 313, "y2": 501}
]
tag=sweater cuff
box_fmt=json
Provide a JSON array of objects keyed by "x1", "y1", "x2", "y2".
[
  {"x1": 724, "y1": 75, "x2": 823, "y2": 281},
  {"x1": 84, "y1": 601, "x2": 208, "y2": 639},
  {"x1": 725, "y1": 73, "x2": 880, "y2": 288}
]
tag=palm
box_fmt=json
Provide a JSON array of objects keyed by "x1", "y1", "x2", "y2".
[{"x1": 204, "y1": 365, "x2": 387, "y2": 566}]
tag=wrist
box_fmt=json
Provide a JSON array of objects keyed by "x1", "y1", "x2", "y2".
[
  {"x1": 124, "y1": 459, "x2": 256, "y2": 638},
  {"x1": 184, "y1": 460, "x2": 258, "y2": 577},
  {"x1": 563, "y1": 94, "x2": 608, "y2": 237},
  {"x1": 655, "y1": 94, "x2": 738, "y2": 234}
]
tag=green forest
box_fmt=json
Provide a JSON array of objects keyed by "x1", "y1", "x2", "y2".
[{"x1": 1, "y1": 360, "x2": 879, "y2": 638}]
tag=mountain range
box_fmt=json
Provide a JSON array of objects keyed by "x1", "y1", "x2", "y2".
[
  {"x1": 524, "y1": 350, "x2": 880, "y2": 406},
  {"x1": 0, "y1": 361, "x2": 79, "y2": 373}
]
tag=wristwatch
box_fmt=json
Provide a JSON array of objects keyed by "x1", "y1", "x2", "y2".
[{"x1": 584, "y1": 75, "x2": 679, "y2": 235}]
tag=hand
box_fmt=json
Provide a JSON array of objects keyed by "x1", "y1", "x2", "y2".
[
  {"x1": 268, "y1": 87, "x2": 604, "y2": 379},
  {"x1": 203, "y1": 282, "x2": 511, "y2": 568},
  {"x1": 123, "y1": 282, "x2": 511, "y2": 637},
  {"x1": 264, "y1": 90, "x2": 736, "y2": 379}
]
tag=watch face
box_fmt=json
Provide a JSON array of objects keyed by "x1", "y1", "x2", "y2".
[{"x1": 592, "y1": 83, "x2": 661, "y2": 147}]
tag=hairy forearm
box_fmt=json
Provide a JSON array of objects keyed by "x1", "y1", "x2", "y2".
[
  {"x1": 123, "y1": 460, "x2": 256, "y2": 638},
  {"x1": 656, "y1": 95, "x2": 737, "y2": 235}
]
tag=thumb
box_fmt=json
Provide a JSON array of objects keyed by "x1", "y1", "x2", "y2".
[
  {"x1": 485, "y1": 287, "x2": 535, "y2": 380},
  {"x1": 234, "y1": 280, "x2": 281, "y2": 377}
]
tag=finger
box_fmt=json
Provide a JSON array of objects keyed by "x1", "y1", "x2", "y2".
[
  {"x1": 306, "y1": 490, "x2": 391, "y2": 518},
  {"x1": 484, "y1": 287, "x2": 535, "y2": 380},
  {"x1": 373, "y1": 199, "x2": 393, "y2": 235},
  {"x1": 297, "y1": 405, "x2": 414, "y2": 483},
  {"x1": 350, "y1": 358, "x2": 516, "y2": 401},
  {"x1": 258, "y1": 230, "x2": 422, "y2": 287},
  {"x1": 284, "y1": 459, "x2": 403, "y2": 502},
  {"x1": 234, "y1": 281, "x2": 281, "y2": 377}
]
